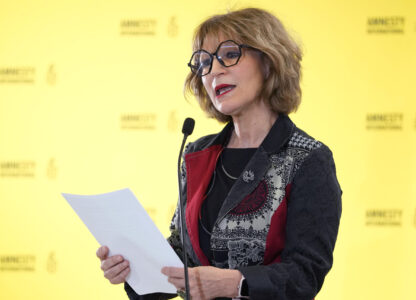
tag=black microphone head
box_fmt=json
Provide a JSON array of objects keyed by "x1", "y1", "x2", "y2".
[{"x1": 182, "y1": 118, "x2": 195, "y2": 135}]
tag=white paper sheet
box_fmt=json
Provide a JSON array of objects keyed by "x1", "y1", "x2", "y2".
[{"x1": 62, "y1": 188, "x2": 183, "y2": 295}]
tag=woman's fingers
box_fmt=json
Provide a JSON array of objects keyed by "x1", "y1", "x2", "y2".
[
  {"x1": 101, "y1": 255, "x2": 123, "y2": 271},
  {"x1": 109, "y1": 265, "x2": 131, "y2": 284},
  {"x1": 96, "y1": 245, "x2": 109, "y2": 260},
  {"x1": 104, "y1": 260, "x2": 130, "y2": 281},
  {"x1": 167, "y1": 276, "x2": 184, "y2": 289},
  {"x1": 96, "y1": 246, "x2": 130, "y2": 285},
  {"x1": 162, "y1": 267, "x2": 186, "y2": 290},
  {"x1": 162, "y1": 266, "x2": 240, "y2": 299},
  {"x1": 161, "y1": 267, "x2": 184, "y2": 279}
]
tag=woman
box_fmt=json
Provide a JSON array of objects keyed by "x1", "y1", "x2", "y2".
[{"x1": 97, "y1": 7, "x2": 342, "y2": 300}]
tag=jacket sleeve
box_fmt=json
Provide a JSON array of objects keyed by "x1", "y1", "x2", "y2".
[
  {"x1": 123, "y1": 143, "x2": 195, "y2": 300},
  {"x1": 238, "y1": 145, "x2": 342, "y2": 300}
]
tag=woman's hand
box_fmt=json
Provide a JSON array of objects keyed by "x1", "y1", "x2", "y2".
[
  {"x1": 96, "y1": 245, "x2": 130, "y2": 284},
  {"x1": 161, "y1": 266, "x2": 242, "y2": 299}
]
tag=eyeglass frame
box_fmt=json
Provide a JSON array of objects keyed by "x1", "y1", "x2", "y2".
[{"x1": 187, "y1": 40, "x2": 257, "y2": 77}]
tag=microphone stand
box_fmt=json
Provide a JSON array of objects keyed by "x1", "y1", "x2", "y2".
[{"x1": 177, "y1": 118, "x2": 194, "y2": 300}]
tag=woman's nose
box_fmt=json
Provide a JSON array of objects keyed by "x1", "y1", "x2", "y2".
[{"x1": 210, "y1": 56, "x2": 225, "y2": 76}]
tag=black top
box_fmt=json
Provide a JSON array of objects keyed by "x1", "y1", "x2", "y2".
[{"x1": 199, "y1": 148, "x2": 257, "y2": 264}]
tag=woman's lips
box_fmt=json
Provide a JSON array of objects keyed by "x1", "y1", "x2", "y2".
[{"x1": 215, "y1": 84, "x2": 236, "y2": 98}]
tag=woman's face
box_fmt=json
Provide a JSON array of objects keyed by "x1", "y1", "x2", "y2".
[{"x1": 201, "y1": 35, "x2": 265, "y2": 118}]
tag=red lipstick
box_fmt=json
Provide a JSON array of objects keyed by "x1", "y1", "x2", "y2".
[{"x1": 215, "y1": 84, "x2": 236, "y2": 97}]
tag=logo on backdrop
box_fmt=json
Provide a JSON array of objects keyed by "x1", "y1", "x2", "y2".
[
  {"x1": 414, "y1": 208, "x2": 416, "y2": 228},
  {"x1": 367, "y1": 16, "x2": 405, "y2": 34},
  {"x1": 46, "y1": 158, "x2": 58, "y2": 180},
  {"x1": 366, "y1": 209, "x2": 402, "y2": 226},
  {"x1": 120, "y1": 113, "x2": 157, "y2": 130},
  {"x1": 167, "y1": 16, "x2": 178, "y2": 37},
  {"x1": 0, "y1": 161, "x2": 36, "y2": 178},
  {"x1": 46, "y1": 252, "x2": 57, "y2": 274},
  {"x1": 0, "y1": 255, "x2": 36, "y2": 271},
  {"x1": 0, "y1": 67, "x2": 35, "y2": 84},
  {"x1": 414, "y1": 114, "x2": 416, "y2": 130},
  {"x1": 167, "y1": 110, "x2": 179, "y2": 132},
  {"x1": 46, "y1": 64, "x2": 57, "y2": 86},
  {"x1": 120, "y1": 19, "x2": 157, "y2": 36},
  {"x1": 366, "y1": 113, "x2": 403, "y2": 130}
]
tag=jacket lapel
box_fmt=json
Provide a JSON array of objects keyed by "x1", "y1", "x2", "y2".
[{"x1": 216, "y1": 115, "x2": 295, "y2": 223}]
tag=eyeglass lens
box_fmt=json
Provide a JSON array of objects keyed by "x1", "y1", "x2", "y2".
[{"x1": 190, "y1": 41, "x2": 242, "y2": 76}]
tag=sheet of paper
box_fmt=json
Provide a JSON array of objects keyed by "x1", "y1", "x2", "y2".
[{"x1": 62, "y1": 188, "x2": 183, "y2": 295}]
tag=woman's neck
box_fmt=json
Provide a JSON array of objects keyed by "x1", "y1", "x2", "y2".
[{"x1": 227, "y1": 105, "x2": 278, "y2": 149}]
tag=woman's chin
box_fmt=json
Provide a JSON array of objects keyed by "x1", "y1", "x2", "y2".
[
  {"x1": 214, "y1": 103, "x2": 240, "y2": 118},
  {"x1": 217, "y1": 109, "x2": 236, "y2": 118}
]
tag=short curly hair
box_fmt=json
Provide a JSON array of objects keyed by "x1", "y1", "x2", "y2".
[{"x1": 184, "y1": 8, "x2": 303, "y2": 123}]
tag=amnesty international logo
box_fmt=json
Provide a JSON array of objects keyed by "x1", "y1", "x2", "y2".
[
  {"x1": 167, "y1": 110, "x2": 179, "y2": 132},
  {"x1": 167, "y1": 16, "x2": 178, "y2": 37},
  {"x1": 46, "y1": 64, "x2": 57, "y2": 86},
  {"x1": 367, "y1": 16, "x2": 405, "y2": 34},
  {"x1": 366, "y1": 113, "x2": 403, "y2": 130},
  {"x1": 120, "y1": 113, "x2": 157, "y2": 130},
  {"x1": 120, "y1": 19, "x2": 157, "y2": 36},
  {"x1": 0, "y1": 67, "x2": 35, "y2": 83},
  {"x1": 46, "y1": 252, "x2": 57, "y2": 274},
  {"x1": 366, "y1": 209, "x2": 402, "y2": 226},
  {"x1": 414, "y1": 209, "x2": 416, "y2": 228},
  {"x1": 0, "y1": 255, "x2": 36, "y2": 271},
  {"x1": 0, "y1": 161, "x2": 36, "y2": 178},
  {"x1": 414, "y1": 114, "x2": 416, "y2": 130},
  {"x1": 46, "y1": 158, "x2": 58, "y2": 179}
]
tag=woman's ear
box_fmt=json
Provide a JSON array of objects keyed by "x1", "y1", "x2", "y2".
[{"x1": 261, "y1": 54, "x2": 271, "y2": 79}]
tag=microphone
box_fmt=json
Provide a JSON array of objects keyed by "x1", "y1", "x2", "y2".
[
  {"x1": 182, "y1": 118, "x2": 195, "y2": 136},
  {"x1": 177, "y1": 118, "x2": 194, "y2": 300}
]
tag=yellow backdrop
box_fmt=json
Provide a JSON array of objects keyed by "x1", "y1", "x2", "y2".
[{"x1": 1, "y1": 0, "x2": 415, "y2": 299}]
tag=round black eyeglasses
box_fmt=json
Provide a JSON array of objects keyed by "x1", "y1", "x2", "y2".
[{"x1": 187, "y1": 40, "x2": 255, "y2": 77}]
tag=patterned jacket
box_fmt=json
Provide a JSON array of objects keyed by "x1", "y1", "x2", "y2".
[{"x1": 125, "y1": 115, "x2": 342, "y2": 300}]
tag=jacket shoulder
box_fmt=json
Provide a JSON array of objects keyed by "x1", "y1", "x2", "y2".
[
  {"x1": 287, "y1": 127, "x2": 324, "y2": 152},
  {"x1": 283, "y1": 126, "x2": 336, "y2": 179},
  {"x1": 185, "y1": 133, "x2": 220, "y2": 154}
]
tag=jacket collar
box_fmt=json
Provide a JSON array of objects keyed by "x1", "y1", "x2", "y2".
[
  {"x1": 261, "y1": 114, "x2": 295, "y2": 154},
  {"x1": 208, "y1": 114, "x2": 295, "y2": 153}
]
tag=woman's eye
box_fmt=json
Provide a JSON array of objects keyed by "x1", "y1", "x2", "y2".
[
  {"x1": 225, "y1": 51, "x2": 240, "y2": 59},
  {"x1": 201, "y1": 59, "x2": 211, "y2": 67}
]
